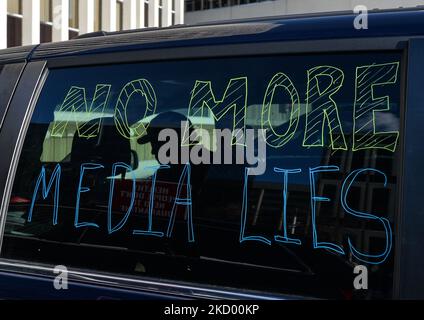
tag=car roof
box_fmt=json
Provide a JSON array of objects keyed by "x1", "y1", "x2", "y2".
[{"x1": 2, "y1": 7, "x2": 424, "y2": 63}]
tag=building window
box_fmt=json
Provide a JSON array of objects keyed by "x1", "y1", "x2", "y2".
[
  {"x1": 94, "y1": 0, "x2": 102, "y2": 31},
  {"x1": 117, "y1": 0, "x2": 123, "y2": 31},
  {"x1": 144, "y1": 1, "x2": 148, "y2": 27},
  {"x1": 41, "y1": 0, "x2": 52, "y2": 22},
  {"x1": 158, "y1": 0, "x2": 163, "y2": 27},
  {"x1": 196, "y1": 0, "x2": 203, "y2": 10},
  {"x1": 221, "y1": 0, "x2": 230, "y2": 7},
  {"x1": 186, "y1": 0, "x2": 194, "y2": 12},
  {"x1": 69, "y1": 0, "x2": 79, "y2": 29},
  {"x1": 203, "y1": 0, "x2": 211, "y2": 10},
  {"x1": 186, "y1": 0, "x2": 277, "y2": 11},
  {"x1": 7, "y1": 0, "x2": 22, "y2": 15}
]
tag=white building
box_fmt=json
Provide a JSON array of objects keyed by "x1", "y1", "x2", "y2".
[
  {"x1": 1, "y1": 0, "x2": 184, "y2": 49},
  {"x1": 185, "y1": 0, "x2": 424, "y2": 24}
]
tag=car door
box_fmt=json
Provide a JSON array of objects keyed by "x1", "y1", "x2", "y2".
[{"x1": 0, "y1": 32, "x2": 409, "y2": 299}]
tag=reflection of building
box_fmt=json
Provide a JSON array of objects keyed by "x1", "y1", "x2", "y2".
[
  {"x1": 248, "y1": 182, "x2": 310, "y2": 238},
  {"x1": 185, "y1": 0, "x2": 424, "y2": 24},
  {"x1": 2, "y1": 0, "x2": 184, "y2": 48},
  {"x1": 41, "y1": 109, "x2": 217, "y2": 178},
  {"x1": 243, "y1": 133, "x2": 399, "y2": 264},
  {"x1": 41, "y1": 111, "x2": 114, "y2": 162},
  {"x1": 317, "y1": 135, "x2": 399, "y2": 260}
]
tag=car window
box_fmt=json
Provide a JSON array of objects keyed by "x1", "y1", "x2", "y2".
[{"x1": 1, "y1": 52, "x2": 402, "y2": 299}]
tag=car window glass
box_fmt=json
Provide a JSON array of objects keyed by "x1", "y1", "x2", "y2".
[{"x1": 2, "y1": 52, "x2": 402, "y2": 299}]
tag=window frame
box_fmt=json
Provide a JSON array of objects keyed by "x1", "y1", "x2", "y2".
[
  {"x1": 396, "y1": 37, "x2": 424, "y2": 299},
  {"x1": 0, "y1": 37, "x2": 409, "y2": 299},
  {"x1": 0, "y1": 63, "x2": 26, "y2": 129}
]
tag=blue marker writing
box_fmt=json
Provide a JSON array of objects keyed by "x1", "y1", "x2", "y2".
[
  {"x1": 166, "y1": 163, "x2": 194, "y2": 243},
  {"x1": 28, "y1": 164, "x2": 61, "y2": 225},
  {"x1": 274, "y1": 167, "x2": 302, "y2": 245},
  {"x1": 341, "y1": 168, "x2": 393, "y2": 264},
  {"x1": 108, "y1": 162, "x2": 136, "y2": 234},
  {"x1": 240, "y1": 167, "x2": 271, "y2": 245},
  {"x1": 74, "y1": 163, "x2": 104, "y2": 228},
  {"x1": 133, "y1": 164, "x2": 169, "y2": 237},
  {"x1": 309, "y1": 166, "x2": 345, "y2": 255}
]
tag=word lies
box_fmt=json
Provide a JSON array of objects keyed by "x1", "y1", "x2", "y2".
[{"x1": 27, "y1": 162, "x2": 392, "y2": 265}]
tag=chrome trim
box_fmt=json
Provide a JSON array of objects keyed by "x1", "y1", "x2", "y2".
[{"x1": 0, "y1": 260, "x2": 295, "y2": 299}]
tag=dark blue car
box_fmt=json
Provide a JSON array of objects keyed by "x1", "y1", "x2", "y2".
[{"x1": 0, "y1": 8, "x2": 422, "y2": 299}]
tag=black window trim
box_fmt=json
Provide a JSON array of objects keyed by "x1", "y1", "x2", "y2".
[
  {"x1": 0, "y1": 61, "x2": 48, "y2": 251},
  {"x1": 0, "y1": 38, "x2": 409, "y2": 299},
  {"x1": 0, "y1": 63, "x2": 27, "y2": 130},
  {"x1": 44, "y1": 36, "x2": 411, "y2": 69}
]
